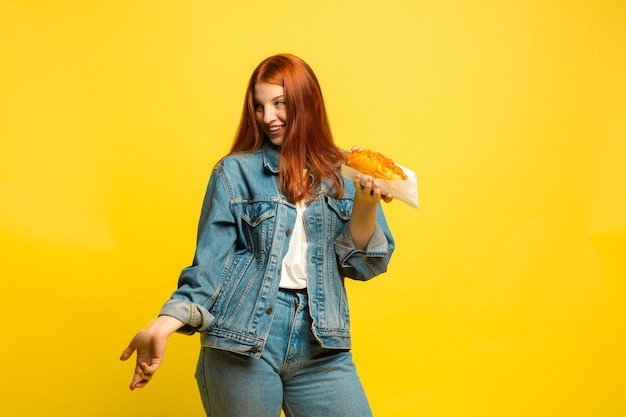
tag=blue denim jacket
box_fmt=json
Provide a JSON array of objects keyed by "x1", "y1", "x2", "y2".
[{"x1": 159, "y1": 141, "x2": 395, "y2": 358}]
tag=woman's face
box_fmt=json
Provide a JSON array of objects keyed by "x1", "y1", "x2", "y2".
[{"x1": 254, "y1": 82, "x2": 287, "y2": 146}]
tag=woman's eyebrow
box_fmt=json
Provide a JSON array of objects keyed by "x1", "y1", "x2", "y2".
[{"x1": 254, "y1": 95, "x2": 285, "y2": 105}]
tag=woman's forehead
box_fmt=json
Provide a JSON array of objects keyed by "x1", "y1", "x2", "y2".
[{"x1": 253, "y1": 82, "x2": 284, "y2": 101}]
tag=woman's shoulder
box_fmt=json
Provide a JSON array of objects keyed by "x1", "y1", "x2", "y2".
[
  {"x1": 216, "y1": 148, "x2": 264, "y2": 168},
  {"x1": 212, "y1": 149, "x2": 267, "y2": 185}
]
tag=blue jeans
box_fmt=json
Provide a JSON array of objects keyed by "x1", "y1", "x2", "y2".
[{"x1": 195, "y1": 290, "x2": 373, "y2": 417}]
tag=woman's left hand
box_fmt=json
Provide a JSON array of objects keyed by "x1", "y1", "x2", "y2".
[{"x1": 353, "y1": 174, "x2": 394, "y2": 205}]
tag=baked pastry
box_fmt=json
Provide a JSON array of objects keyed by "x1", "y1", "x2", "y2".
[{"x1": 344, "y1": 149, "x2": 408, "y2": 181}]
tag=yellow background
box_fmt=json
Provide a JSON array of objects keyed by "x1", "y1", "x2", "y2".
[{"x1": 1, "y1": 1, "x2": 625, "y2": 416}]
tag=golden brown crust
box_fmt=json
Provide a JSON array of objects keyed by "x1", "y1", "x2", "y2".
[{"x1": 345, "y1": 149, "x2": 408, "y2": 180}]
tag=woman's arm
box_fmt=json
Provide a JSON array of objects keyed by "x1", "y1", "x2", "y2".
[{"x1": 349, "y1": 174, "x2": 393, "y2": 250}]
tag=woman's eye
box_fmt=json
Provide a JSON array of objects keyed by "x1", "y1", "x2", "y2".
[
  {"x1": 254, "y1": 104, "x2": 263, "y2": 112},
  {"x1": 275, "y1": 101, "x2": 284, "y2": 107}
]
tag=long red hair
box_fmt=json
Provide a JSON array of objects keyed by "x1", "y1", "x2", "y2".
[{"x1": 230, "y1": 54, "x2": 344, "y2": 202}]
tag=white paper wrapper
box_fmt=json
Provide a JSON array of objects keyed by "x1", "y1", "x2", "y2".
[{"x1": 341, "y1": 163, "x2": 419, "y2": 209}]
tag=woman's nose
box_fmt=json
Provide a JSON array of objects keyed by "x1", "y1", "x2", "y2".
[{"x1": 263, "y1": 107, "x2": 276, "y2": 124}]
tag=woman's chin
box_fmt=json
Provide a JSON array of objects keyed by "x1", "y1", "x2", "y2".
[{"x1": 268, "y1": 136, "x2": 284, "y2": 146}]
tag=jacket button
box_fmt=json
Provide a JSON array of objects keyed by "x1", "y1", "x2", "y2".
[
  {"x1": 251, "y1": 346, "x2": 259, "y2": 353},
  {"x1": 266, "y1": 307, "x2": 273, "y2": 314},
  {"x1": 285, "y1": 228, "x2": 291, "y2": 236},
  {"x1": 251, "y1": 215, "x2": 258, "y2": 222}
]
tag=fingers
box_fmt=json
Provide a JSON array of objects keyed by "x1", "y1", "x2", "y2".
[
  {"x1": 354, "y1": 174, "x2": 375, "y2": 194},
  {"x1": 130, "y1": 368, "x2": 150, "y2": 390},
  {"x1": 354, "y1": 175, "x2": 382, "y2": 202},
  {"x1": 353, "y1": 174, "x2": 395, "y2": 204},
  {"x1": 119, "y1": 345, "x2": 135, "y2": 361},
  {"x1": 142, "y1": 361, "x2": 161, "y2": 376},
  {"x1": 127, "y1": 356, "x2": 163, "y2": 390},
  {"x1": 129, "y1": 362, "x2": 158, "y2": 390}
]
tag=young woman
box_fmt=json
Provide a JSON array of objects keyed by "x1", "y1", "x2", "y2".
[{"x1": 121, "y1": 53, "x2": 396, "y2": 417}]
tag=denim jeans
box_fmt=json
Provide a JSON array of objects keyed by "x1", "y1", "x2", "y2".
[{"x1": 195, "y1": 290, "x2": 373, "y2": 417}]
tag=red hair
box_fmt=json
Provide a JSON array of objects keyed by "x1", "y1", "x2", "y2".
[{"x1": 230, "y1": 53, "x2": 344, "y2": 202}]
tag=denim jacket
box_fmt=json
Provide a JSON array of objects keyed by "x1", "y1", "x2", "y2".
[{"x1": 159, "y1": 141, "x2": 395, "y2": 358}]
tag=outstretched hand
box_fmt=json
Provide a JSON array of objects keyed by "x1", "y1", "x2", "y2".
[
  {"x1": 120, "y1": 315, "x2": 183, "y2": 390},
  {"x1": 120, "y1": 328, "x2": 167, "y2": 390}
]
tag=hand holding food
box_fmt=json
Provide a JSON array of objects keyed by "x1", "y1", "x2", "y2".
[{"x1": 341, "y1": 146, "x2": 418, "y2": 208}]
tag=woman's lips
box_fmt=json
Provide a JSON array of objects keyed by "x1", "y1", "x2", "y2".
[{"x1": 267, "y1": 125, "x2": 284, "y2": 136}]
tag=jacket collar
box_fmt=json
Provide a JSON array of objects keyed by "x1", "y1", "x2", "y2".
[
  {"x1": 260, "y1": 141, "x2": 344, "y2": 196},
  {"x1": 262, "y1": 141, "x2": 281, "y2": 174}
]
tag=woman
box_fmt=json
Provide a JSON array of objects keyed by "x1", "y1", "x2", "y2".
[{"x1": 121, "y1": 53, "x2": 395, "y2": 417}]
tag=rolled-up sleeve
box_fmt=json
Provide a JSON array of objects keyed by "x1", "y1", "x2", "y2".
[
  {"x1": 335, "y1": 204, "x2": 395, "y2": 281},
  {"x1": 159, "y1": 298, "x2": 215, "y2": 335}
]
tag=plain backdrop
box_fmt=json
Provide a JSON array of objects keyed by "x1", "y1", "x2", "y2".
[{"x1": 1, "y1": 1, "x2": 625, "y2": 416}]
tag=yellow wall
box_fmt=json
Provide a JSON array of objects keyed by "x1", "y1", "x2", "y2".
[{"x1": 1, "y1": 1, "x2": 625, "y2": 416}]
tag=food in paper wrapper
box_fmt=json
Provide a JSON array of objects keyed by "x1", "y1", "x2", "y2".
[{"x1": 341, "y1": 148, "x2": 419, "y2": 209}]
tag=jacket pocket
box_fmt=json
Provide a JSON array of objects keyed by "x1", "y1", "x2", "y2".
[
  {"x1": 324, "y1": 195, "x2": 352, "y2": 221},
  {"x1": 241, "y1": 201, "x2": 277, "y2": 255}
]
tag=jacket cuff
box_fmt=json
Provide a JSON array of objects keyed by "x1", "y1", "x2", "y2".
[
  {"x1": 335, "y1": 224, "x2": 389, "y2": 271},
  {"x1": 336, "y1": 224, "x2": 388, "y2": 257},
  {"x1": 159, "y1": 298, "x2": 215, "y2": 335}
]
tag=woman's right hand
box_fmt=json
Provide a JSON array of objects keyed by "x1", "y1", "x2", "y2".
[{"x1": 120, "y1": 315, "x2": 184, "y2": 390}]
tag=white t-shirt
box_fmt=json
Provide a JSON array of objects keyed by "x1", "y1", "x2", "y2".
[{"x1": 279, "y1": 200, "x2": 308, "y2": 289}]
